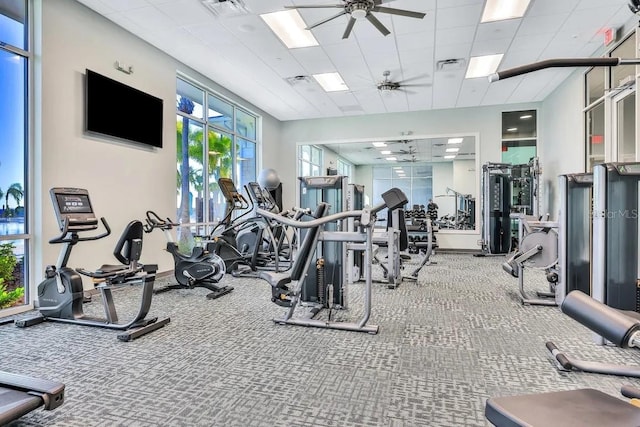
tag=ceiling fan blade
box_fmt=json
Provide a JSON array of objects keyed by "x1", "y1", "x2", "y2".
[
  {"x1": 372, "y1": 6, "x2": 426, "y2": 19},
  {"x1": 399, "y1": 72, "x2": 431, "y2": 84},
  {"x1": 366, "y1": 13, "x2": 390, "y2": 36},
  {"x1": 399, "y1": 83, "x2": 431, "y2": 88},
  {"x1": 285, "y1": 4, "x2": 345, "y2": 9},
  {"x1": 307, "y1": 11, "x2": 348, "y2": 30},
  {"x1": 342, "y1": 17, "x2": 356, "y2": 39}
]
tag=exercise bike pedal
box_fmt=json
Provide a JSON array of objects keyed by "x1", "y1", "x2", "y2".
[{"x1": 205, "y1": 286, "x2": 234, "y2": 300}]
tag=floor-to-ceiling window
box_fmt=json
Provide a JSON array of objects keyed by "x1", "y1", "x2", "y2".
[
  {"x1": 0, "y1": 0, "x2": 29, "y2": 314},
  {"x1": 176, "y1": 76, "x2": 259, "y2": 246}
]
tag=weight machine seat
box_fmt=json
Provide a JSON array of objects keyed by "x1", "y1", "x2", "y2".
[
  {"x1": 258, "y1": 204, "x2": 328, "y2": 291},
  {"x1": 0, "y1": 371, "x2": 64, "y2": 425},
  {"x1": 485, "y1": 388, "x2": 640, "y2": 427}
]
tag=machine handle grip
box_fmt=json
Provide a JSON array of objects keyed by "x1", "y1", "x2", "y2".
[
  {"x1": 488, "y1": 57, "x2": 622, "y2": 82},
  {"x1": 621, "y1": 385, "x2": 640, "y2": 399},
  {"x1": 546, "y1": 341, "x2": 573, "y2": 370},
  {"x1": 48, "y1": 217, "x2": 110, "y2": 243},
  {"x1": 143, "y1": 210, "x2": 179, "y2": 232}
]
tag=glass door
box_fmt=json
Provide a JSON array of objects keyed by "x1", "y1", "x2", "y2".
[{"x1": 611, "y1": 88, "x2": 636, "y2": 162}]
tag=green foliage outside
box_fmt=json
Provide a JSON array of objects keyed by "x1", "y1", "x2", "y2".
[
  {"x1": 0, "y1": 242, "x2": 24, "y2": 309},
  {"x1": 176, "y1": 96, "x2": 233, "y2": 251}
]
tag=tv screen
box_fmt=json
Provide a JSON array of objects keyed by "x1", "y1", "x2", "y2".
[{"x1": 86, "y1": 69, "x2": 163, "y2": 148}]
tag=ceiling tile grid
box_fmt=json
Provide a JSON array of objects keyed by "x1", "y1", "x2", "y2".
[{"x1": 77, "y1": 0, "x2": 632, "y2": 121}]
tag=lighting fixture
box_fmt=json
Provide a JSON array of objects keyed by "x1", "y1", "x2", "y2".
[
  {"x1": 386, "y1": 157, "x2": 397, "y2": 161},
  {"x1": 313, "y1": 72, "x2": 349, "y2": 92},
  {"x1": 465, "y1": 54, "x2": 504, "y2": 79},
  {"x1": 380, "y1": 150, "x2": 392, "y2": 155},
  {"x1": 481, "y1": 0, "x2": 531, "y2": 23},
  {"x1": 447, "y1": 138, "x2": 463, "y2": 144},
  {"x1": 507, "y1": 127, "x2": 518, "y2": 132},
  {"x1": 444, "y1": 155, "x2": 456, "y2": 159},
  {"x1": 372, "y1": 142, "x2": 387, "y2": 147},
  {"x1": 260, "y1": 9, "x2": 319, "y2": 49},
  {"x1": 520, "y1": 114, "x2": 533, "y2": 119},
  {"x1": 445, "y1": 147, "x2": 460, "y2": 153},
  {"x1": 393, "y1": 166, "x2": 403, "y2": 169}
]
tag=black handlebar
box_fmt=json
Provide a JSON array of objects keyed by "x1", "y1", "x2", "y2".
[
  {"x1": 49, "y1": 217, "x2": 111, "y2": 244},
  {"x1": 488, "y1": 57, "x2": 622, "y2": 82},
  {"x1": 143, "y1": 210, "x2": 179, "y2": 233}
]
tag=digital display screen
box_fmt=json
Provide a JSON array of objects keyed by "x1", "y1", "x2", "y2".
[
  {"x1": 218, "y1": 178, "x2": 238, "y2": 197},
  {"x1": 55, "y1": 194, "x2": 93, "y2": 214},
  {"x1": 247, "y1": 182, "x2": 265, "y2": 202}
]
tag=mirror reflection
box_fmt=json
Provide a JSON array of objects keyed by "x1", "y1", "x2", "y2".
[{"x1": 301, "y1": 135, "x2": 477, "y2": 232}]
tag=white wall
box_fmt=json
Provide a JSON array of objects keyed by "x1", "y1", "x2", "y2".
[
  {"x1": 539, "y1": 70, "x2": 585, "y2": 218},
  {"x1": 36, "y1": 0, "x2": 281, "y2": 290}
]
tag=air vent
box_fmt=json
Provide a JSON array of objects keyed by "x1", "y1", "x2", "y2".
[
  {"x1": 201, "y1": 0, "x2": 250, "y2": 18},
  {"x1": 285, "y1": 75, "x2": 312, "y2": 86},
  {"x1": 436, "y1": 58, "x2": 465, "y2": 72}
]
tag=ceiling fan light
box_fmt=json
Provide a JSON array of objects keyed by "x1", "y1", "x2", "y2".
[{"x1": 352, "y1": 8, "x2": 367, "y2": 19}]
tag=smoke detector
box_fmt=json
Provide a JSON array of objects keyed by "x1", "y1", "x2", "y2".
[{"x1": 201, "y1": 0, "x2": 250, "y2": 18}]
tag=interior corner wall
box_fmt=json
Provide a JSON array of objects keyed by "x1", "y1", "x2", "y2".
[
  {"x1": 539, "y1": 69, "x2": 585, "y2": 218},
  {"x1": 38, "y1": 0, "x2": 280, "y2": 290}
]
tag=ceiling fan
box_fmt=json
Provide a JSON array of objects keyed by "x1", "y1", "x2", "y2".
[
  {"x1": 285, "y1": 0, "x2": 426, "y2": 39},
  {"x1": 376, "y1": 70, "x2": 431, "y2": 94}
]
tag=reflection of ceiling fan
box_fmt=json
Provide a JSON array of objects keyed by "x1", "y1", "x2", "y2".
[
  {"x1": 285, "y1": 0, "x2": 426, "y2": 39},
  {"x1": 397, "y1": 155, "x2": 419, "y2": 163},
  {"x1": 377, "y1": 71, "x2": 431, "y2": 93}
]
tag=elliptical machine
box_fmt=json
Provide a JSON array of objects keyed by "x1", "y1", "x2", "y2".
[
  {"x1": 143, "y1": 211, "x2": 232, "y2": 300},
  {"x1": 15, "y1": 187, "x2": 170, "y2": 341}
]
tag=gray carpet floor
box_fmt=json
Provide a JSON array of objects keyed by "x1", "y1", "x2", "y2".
[{"x1": 1, "y1": 253, "x2": 637, "y2": 426}]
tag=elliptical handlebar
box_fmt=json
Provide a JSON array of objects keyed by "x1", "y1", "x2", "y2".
[
  {"x1": 143, "y1": 210, "x2": 179, "y2": 233},
  {"x1": 49, "y1": 217, "x2": 111, "y2": 244}
]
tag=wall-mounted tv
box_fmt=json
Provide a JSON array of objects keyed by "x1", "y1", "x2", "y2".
[{"x1": 86, "y1": 69, "x2": 163, "y2": 148}]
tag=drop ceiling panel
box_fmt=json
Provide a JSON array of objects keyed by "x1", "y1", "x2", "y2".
[
  {"x1": 121, "y1": 6, "x2": 176, "y2": 31},
  {"x1": 527, "y1": 0, "x2": 580, "y2": 16},
  {"x1": 508, "y1": 70, "x2": 560, "y2": 103},
  {"x1": 456, "y1": 78, "x2": 490, "y2": 108},
  {"x1": 381, "y1": 91, "x2": 410, "y2": 112},
  {"x1": 517, "y1": 14, "x2": 570, "y2": 36},
  {"x1": 435, "y1": 5, "x2": 484, "y2": 29},
  {"x1": 481, "y1": 77, "x2": 523, "y2": 106},
  {"x1": 155, "y1": 1, "x2": 213, "y2": 27},
  {"x1": 395, "y1": 31, "x2": 437, "y2": 52},
  {"x1": 99, "y1": 0, "x2": 147, "y2": 12},
  {"x1": 76, "y1": 0, "x2": 637, "y2": 121}
]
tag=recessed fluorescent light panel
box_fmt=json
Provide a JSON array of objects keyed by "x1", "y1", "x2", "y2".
[
  {"x1": 372, "y1": 142, "x2": 387, "y2": 147},
  {"x1": 386, "y1": 157, "x2": 397, "y2": 161},
  {"x1": 520, "y1": 114, "x2": 533, "y2": 119},
  {"x1": 481, "y1": 0, "x2": 531, "y2": 23},
  {"x1": 260, "y1": 9, "x2": 319, "y2": 48},
  {"x1": 448, "y1": 138, "x2": 463, "y2": 144},
  {"x1": 380, "y1": 150, "x2": 392, "y2": 155},
  {"x1": 465, "y1": 54, "x2": 504, "y2": 79},
  {"x1": 507, "y1": 127, "x2": 518, "y2": 132},
  {"x1": 444, "y1": 155, "x2": 456, "y2": 159},
  {"x1": 313, "y1": 72, "x2": 349, "y2": 92},
  {"x1": 445, "y1": 147, "x2": 460, "y2": 153}
]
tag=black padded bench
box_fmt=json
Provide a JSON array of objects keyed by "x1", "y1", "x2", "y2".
[{"x1": 0, "y1": 371, "x2": 64, "y2": 424}]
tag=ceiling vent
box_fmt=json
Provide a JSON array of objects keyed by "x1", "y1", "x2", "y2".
[
  {"x1": 285, "y1": 75, "x2": 312, "y2": 86},
  {"x1": 436, "y1": 58, "x2": 465, "y2": 72},
  {"x1": 201, "y1": 0, "x2": 250, "y2": 18}
]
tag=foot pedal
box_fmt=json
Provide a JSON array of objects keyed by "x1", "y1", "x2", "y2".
[{"x1": 205, "y1": 286, "x2": 234, "y2": 300}]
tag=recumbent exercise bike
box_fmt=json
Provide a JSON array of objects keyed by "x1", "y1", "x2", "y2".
[{"x1": 15, "y1": 187, "x2": 170, "y2": 342}]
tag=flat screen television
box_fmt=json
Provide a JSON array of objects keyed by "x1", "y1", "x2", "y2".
[{"x1": 86, "y1": 69, "x2": 163, "y2": 148}]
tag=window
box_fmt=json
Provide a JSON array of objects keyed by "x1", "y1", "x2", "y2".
[
  {"x1": 337, "y1": 159, "x2": 352, "y2": 178},
  {"x1": 371, "y1": 165, "x2": 433, "y2": 208},
  {"x1": 299, "y1": 145, "x2": 322, "y2": 177},
  {"x1": 501, "y1": 110, "x2": 537, "y2": 164},
  {"x1": 176, "y1": 77, "x2": 259, "y2": 245},
  {"x1": 0, "y1": 0, "x2": 29, "y2": 314}
]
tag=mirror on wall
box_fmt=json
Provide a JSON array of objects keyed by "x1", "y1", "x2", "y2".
[{"x1": 300, "y1": 135, "x2": 478, "y2": 232}]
